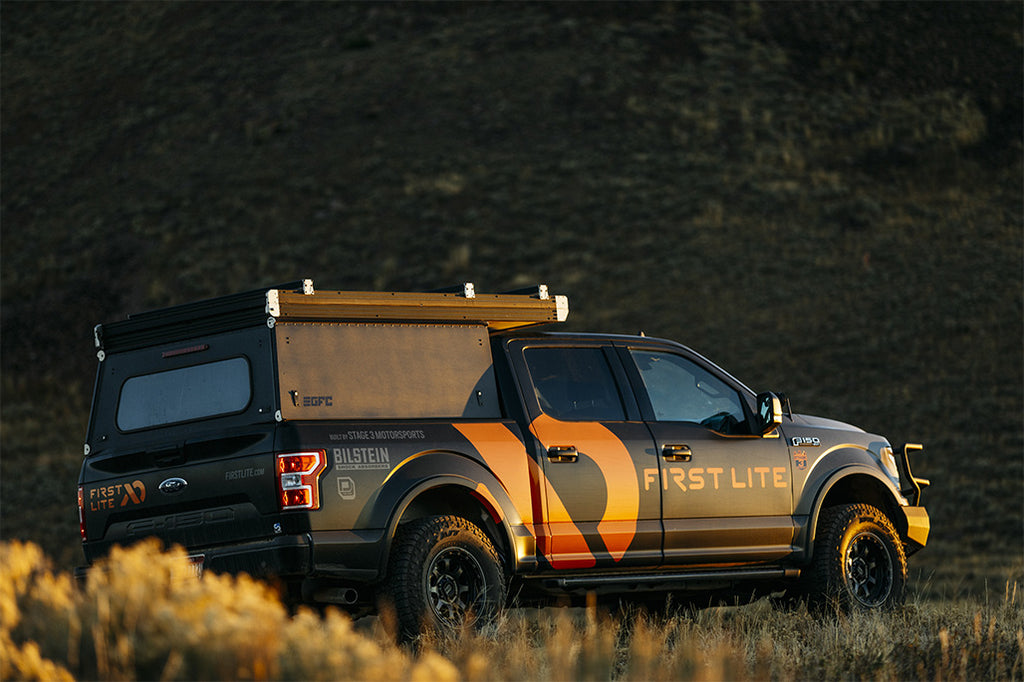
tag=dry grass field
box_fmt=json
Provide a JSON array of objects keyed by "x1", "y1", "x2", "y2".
[
  {"x1": 2, "y1": 3, "x2": 1021, "y2": 678},
  {"x1": 3, "y1": 541, "x2": 1022, "y2": 681}
]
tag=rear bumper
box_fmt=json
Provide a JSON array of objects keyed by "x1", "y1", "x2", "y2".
[
  {"x1": 76, "y1": 534, "x2": 313, "y2": 581},
  {"x1": 201, "y1": 534, "x2": 312, "y2": 576}
]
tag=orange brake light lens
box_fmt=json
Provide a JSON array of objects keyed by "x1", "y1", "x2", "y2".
[{"x1": 276, "y1": 451, "x2": 327, "y2": 511}]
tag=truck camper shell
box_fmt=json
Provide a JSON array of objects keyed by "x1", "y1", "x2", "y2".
[{"x1": 86, "y1": 281, "x2": 569, "y2": 450}]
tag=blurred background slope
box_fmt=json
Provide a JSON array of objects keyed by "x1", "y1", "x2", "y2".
[{"x1": 2, "y1": 2, "x2": 1020, "y2": 594}]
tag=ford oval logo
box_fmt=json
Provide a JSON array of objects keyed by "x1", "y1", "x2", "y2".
[{"x1": 158, "y1": 477, "x2": 188, "y2": 495}]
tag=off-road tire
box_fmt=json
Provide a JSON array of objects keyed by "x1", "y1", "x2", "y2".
[
  {"x1": 384, "y1": 515, "x2": 506, "y2": 640},
  {"x1": 806, "y1": 503, "x2": 907, "y2": 613}
]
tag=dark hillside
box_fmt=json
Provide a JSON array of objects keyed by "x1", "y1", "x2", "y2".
[{"x1": 2, "y1": 2, "x2": 1021, "y2": 595}]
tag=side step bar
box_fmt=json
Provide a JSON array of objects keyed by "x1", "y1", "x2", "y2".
[{"x1": 525, "y1": 566, "x2": 800, "y2": 592}]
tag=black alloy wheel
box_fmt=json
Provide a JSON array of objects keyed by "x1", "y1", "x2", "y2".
[
  {"x1": 385, "y1": 514, "x2": 507, "y2": 640},
  {"x1": 807, "y1": 503, "x2": 907, "y2": 613},
  {"x1": 845, "y1": 528, "x2": 894, "y2": 607},
  {"x1": 427, "y1": 545, "x2": 488, "y2": 627}
]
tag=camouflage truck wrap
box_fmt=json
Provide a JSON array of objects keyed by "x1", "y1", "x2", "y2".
[{"x1": 78, "y1": 281, "x2": 930, "y2": 636}]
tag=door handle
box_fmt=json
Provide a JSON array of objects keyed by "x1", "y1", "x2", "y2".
[
  {"x1": 662, "y1": 444, "x2": 692, "y2": 462},
  {"x1": 547, "y1": 445, "x2": 579, "y2": 463}
]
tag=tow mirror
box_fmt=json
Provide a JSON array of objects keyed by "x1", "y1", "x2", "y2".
[{"x1": 755, "y1": 392, "x2": 783, "y2": 436}]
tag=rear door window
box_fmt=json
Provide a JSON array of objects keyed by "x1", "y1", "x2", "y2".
[
  {"x1": 117, "y1": 357, "x2": 252, "y2": 431},
  {"x1": 524, "y1": 347, "x2": 627, "y2": 421}
]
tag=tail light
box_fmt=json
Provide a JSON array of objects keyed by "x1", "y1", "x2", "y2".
[
  {"x1": 78, "y1": 486, "x2": 87, "y2": 540},
  {"x1": 276, "y1": 451, "x2": 327, "y2": 510}
]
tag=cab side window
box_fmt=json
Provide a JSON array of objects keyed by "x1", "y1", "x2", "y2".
[
  {"x1": 628, "y1": 350, "x2": 748, "y2": 434},
  {"x1": 524, "y1": 347, "x2": 626, "y2": 421}
]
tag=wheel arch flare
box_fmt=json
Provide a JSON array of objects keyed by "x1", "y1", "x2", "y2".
[{"x1": 374, "y1": 451, "x2": 534, "y2": 577}]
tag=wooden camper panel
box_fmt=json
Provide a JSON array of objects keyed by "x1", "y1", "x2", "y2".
[
  {"x1": 271, "y1": 289, "x2": 566, "y2": 330},
  {"x1": 275, "y1": 322, "x2": 501, "y2": 420}
]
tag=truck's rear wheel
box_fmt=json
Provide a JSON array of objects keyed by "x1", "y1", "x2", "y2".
[
  {"x1": 807, "y1": 503, "x2": 907, "y2": 612},
  {"x1": 385, "y1": 515, "x2": 506, "y2": 639}
]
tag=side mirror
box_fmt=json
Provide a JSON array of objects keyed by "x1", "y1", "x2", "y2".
[{"x1": 755, "y1": 392, "x2": 783, "y2": 436}]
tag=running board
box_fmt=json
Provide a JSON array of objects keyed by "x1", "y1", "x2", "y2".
[{"x1": 528, "y1": 566, "x2": 800, "y2": 591}]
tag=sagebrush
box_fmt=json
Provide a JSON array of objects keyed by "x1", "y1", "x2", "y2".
[{"x1": 2, "y1": 541, "x2": 1021, "y2": 681}]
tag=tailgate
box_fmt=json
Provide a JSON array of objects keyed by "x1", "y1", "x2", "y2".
[{"x1": 79, "y1": 427, "x2": 284, "y2": 561}]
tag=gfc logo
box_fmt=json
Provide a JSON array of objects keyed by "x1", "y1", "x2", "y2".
[{"x1": 289, "y1": 390, "x2": 333, "y2": 407}]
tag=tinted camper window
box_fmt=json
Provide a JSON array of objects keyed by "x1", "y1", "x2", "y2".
[{"x1": 117, "y1": 357, "x2": 252, "y2": 431}]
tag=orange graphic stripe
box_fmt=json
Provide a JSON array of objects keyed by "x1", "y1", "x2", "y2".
[
  {"x1": 454, "y1": 422, "x2": 534, "y2": 525},
  {"x1": 529, "y1": 414, "x2": 639, "y2": 562},
  {"x1": 527, "y1": 457, "x2": 596, "y2": 569}
]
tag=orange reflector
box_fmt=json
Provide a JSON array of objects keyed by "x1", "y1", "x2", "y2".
[{"x1": 78, "y1": 486, "x2": 86, "y2": 540}]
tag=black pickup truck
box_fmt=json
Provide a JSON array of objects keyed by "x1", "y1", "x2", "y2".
[{"x1": 78, "y1": 281, "x2": 929, "y2": 637}]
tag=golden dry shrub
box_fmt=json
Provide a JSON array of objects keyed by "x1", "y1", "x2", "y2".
[
  {"x1": 80, "y1": 538, "x2": 289, "y2": 680},
  {"x1": 0, "y1": 541, "x2": 76, "y2": 681},
  {"x1": 276, "y1": 607, "x2": 377, "y2": 681},
  {"x1": 0, "y1": 634, "x2": 76, "y2": 682},
  {"x1": 1, "y1": 539, "x2": 459, "y2": 681},
  {"x1": 274, "y1": 606, "x2": 454, "y2": 681}
]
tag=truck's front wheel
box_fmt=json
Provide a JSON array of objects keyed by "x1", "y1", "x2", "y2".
[
  {"x1": 807, "y1": 503, "x2": 907, "y2": 612},
  {"x1": 385, "y1": 515, "x2": 506, "y2": 640}
]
